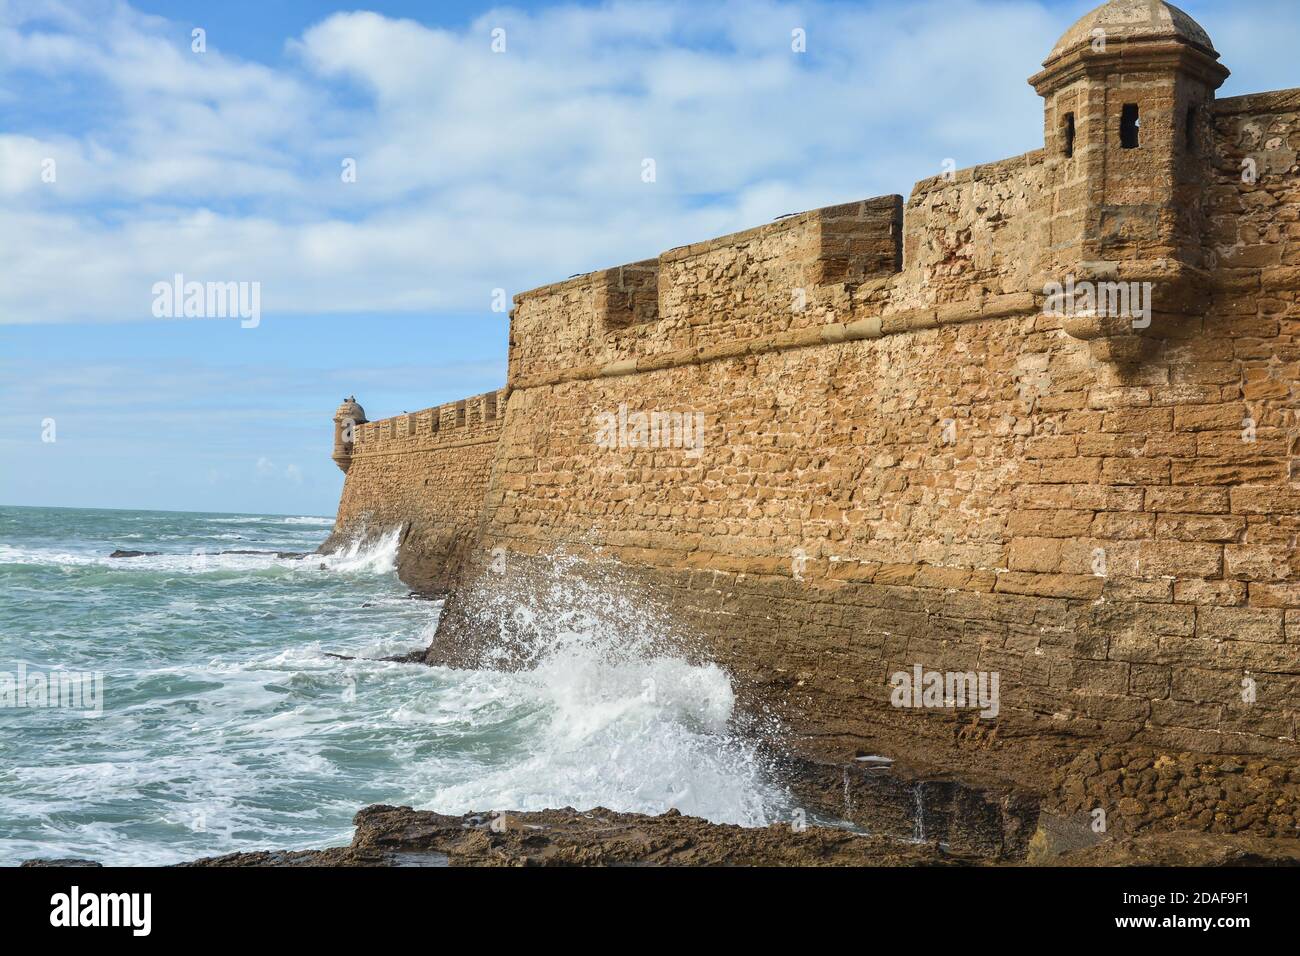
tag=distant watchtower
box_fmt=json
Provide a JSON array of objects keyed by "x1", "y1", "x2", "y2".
[
  {"x1": 1030, "y1": 0, "x2": 1229, "y2": 359},
  {"x1": 332, "y1": 397, "x2": 367, "y2": 473}
]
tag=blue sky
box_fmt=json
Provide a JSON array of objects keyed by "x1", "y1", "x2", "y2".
[{"x1": 2, "y1": 0, "x2": 1297, "y2": 516}]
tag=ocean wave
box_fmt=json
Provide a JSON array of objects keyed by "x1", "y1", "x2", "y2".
[
  {"x1": 412, "y1": 649, "x2": 779, "y2": 825},
  {"x1": 204, "y1": 515, "x2": 333, "y2": 527},
  {"x1": 0, "y1": 514, "x2": 789, "y2": 866},
  {"x1": 0, "y1": 543, "x2": 99, "y2": 567},
  {"x1": 319, "y1": 528, "x2": 401, "y2": 575},
  {"x1": 404, "y1": 551, "x2": 788, "y2": 826},
  {"x1": 0, "y1": 543, "x2": 307, "y2": 574}
]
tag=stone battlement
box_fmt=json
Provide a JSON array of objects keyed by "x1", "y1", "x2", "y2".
[
  {"x1": 350, "y1": 390, "x2": 505, "y2": 456},
  {"x1": 326, "y1": 389, "x2": 507, "y2": 594},
  {"x1": 507, "y1": 196, "x2": 903, "y2": 385}
]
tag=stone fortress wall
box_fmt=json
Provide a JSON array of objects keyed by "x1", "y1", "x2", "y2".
[
  {"x1": 328, "y1": 1, "x2": 1300, "y2": 797},
  {"x1": 327, "y1": 390, "x2": 506, "y2": 594}
]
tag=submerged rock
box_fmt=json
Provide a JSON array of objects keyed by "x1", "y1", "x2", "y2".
[{"x1": 219, "y1": 550, "x2": 309, "y2": 559}]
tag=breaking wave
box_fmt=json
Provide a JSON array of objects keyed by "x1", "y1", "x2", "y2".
[
  {"x1": 416, "y1": 550, "x2": 790, "y2": 824},
  {"x1": 319, "y1": 527, "x2": 401, "y2": 575}
]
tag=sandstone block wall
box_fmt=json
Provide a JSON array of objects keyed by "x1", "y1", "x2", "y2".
[
  {"x1": 424, "y1": 89, "x2": 1300, "y2": 786},
  {"x1": 328, "y1": 3, "x2": 1300, "y2": 792},
  {"x1": 328, "y1": 390, "x2": 506, "y2": 594}
]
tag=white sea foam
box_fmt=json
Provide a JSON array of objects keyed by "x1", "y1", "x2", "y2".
[
  {"x1": 405, "y1": 550, "x2": 789, "y2": 826},
  {"x1": 0, "y1": 543, "x2": 87, "y2": 566},
  {"x1": 0, "y1": 535, "x2": 400, "y2": 578},
  {"x1": 204, "y1": 515, "x2": 332, "y2": 526},
  {"x1": 320, "y1": 528, "x2": 401, "y2": 575},
  {"x1": 415, "y1": 650, "x2": 779, "y2": 825},
  {"x1": 0, "y1": 544, "x2": 309, "y2": 576}
]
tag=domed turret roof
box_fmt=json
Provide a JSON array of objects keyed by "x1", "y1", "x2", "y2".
[
  {"x1": 335, "y1": 396, "x2": 366, "y2": 423},
  {"x1": 1048, "y1": 0, "x2": 1215, "y2": 62}
]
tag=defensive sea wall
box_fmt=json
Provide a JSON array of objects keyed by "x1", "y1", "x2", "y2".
[
  {"x1": 328, "y1": 3, "x2": 1300, "y2": 803},
  {"x1": 326, "y1": 390, "x2": 506, "y2": 595}
]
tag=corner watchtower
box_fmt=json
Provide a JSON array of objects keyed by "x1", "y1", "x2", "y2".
[
  {"x1": 332, "y1": 396, "x2": 367, "y2": 473},
  {"x1": 1030, "y1": 0, "x2": 1229, "y2": 359}
]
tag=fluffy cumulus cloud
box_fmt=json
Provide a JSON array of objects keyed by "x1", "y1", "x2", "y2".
[
  {"x1": 1, "y1": 0, "x2": 1297, "y2": 326},
  {"x1": 2, "y1": 0, "x2": 1058, "y2": 324}
]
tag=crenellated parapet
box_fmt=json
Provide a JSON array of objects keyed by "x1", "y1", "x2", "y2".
[
  {"x1": 349, "y1": 389, "x2": 507, "y2": 457},
  {"x1": 325, "y1": 388, "x2": 509, "y2": 595},
  {"x1": 508, "y1": 197, "x2": 903, "y2": 386}
]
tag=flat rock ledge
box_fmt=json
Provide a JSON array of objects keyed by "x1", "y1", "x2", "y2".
[
  {"x1": 172, "y1": 804, "x2": 1300, "y2": 868},
  {"x1": 23, "y1": 804, "x2": 1300, "y2": 868},
  {"x1": 182, "y1": 805, "x2": 972, "y2": 867}
]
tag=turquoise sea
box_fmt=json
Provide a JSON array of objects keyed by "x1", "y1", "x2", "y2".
[{"x1": 0, "y1": 506, "x2": 790, "y2": 865}]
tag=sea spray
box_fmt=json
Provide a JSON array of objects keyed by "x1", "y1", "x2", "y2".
[
  {"x1": 431, "y1": 547, "x2": 697, "y2": 670},
  {"x1": 319, "y1": 527, "x2": 402, "y2": 575},
  {"x1": 414, "y1": 548, "x2": 792, "y2": 824}
]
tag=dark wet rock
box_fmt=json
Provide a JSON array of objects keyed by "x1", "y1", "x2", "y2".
[
  {"x1": 182, "y1": 848, "x2": 377, "y2": 867},
  {"x1": 109, "y1": 550, "x2": 160, "y2": 558},
  {"x1": 182, "y1": 804, "x2": 1300, "y2": 868},
  {"x1": 323, "y1": 650, "x2": 425, "y2": 663},
  {"x1": 186, "y1": 805, "x2": 974, "y2": 867},
  {"x1": 219, "y1": 550, "x2": 309, "y2": 559},
  {"x1": 790, "y1": 754, "x2": 1041, "y2": 859},
  {"x1": 380, "y1": 650, "x2": 428, "y2": 664},
  {"x1": 21, "y1": 858, "x2": 103, "y2": 867},
  {"x1": 1039, "y1": 831, "x2": 1300, "y2": 867}
]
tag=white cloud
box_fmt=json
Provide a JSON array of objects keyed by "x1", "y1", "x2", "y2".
[
  {"x1": 1, "y1": 0, "x2": 1295, "y2": 325},
  {"x1": 254, "y1": 456, "x2": 303, "y2": 483}
]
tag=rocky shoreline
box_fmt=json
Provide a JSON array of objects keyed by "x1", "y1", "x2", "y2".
[
  {"x1": 38, "y1": 550, "x2": 1300, "y2": 867},
  {"x1": 120, "y1": 804, "x2": 1300, "y2": 867},
  {"x1": 181, "y1": 805, "x2": 973, "y2": 867},
  {"x1": 173, "y1": 801, "x2": 1300, "y2": 867},
  {"x1": 23, "y1": 742, "x2": 1300, "y2": 868}
]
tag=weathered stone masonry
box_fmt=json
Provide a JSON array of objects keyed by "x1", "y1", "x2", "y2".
[
  {"x1": 327, "y1": 391, "x2": 506, "y2": 594},
  {"x1": 328, "y1": 1, "x2": 1300, "y2": 792}
]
